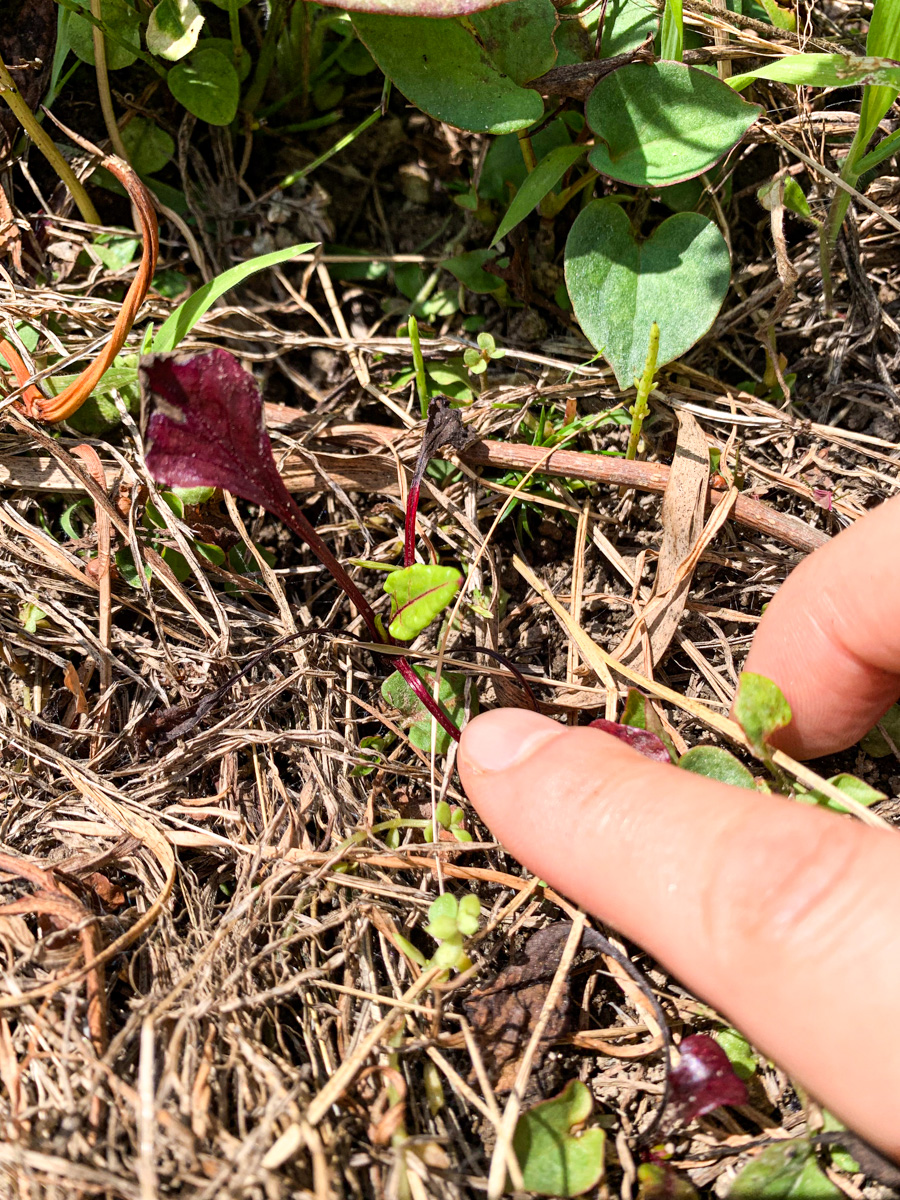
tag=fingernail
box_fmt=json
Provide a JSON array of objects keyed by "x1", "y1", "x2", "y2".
[{"x1": 460, "y1": 708, "x2": 564, "y2": 775}]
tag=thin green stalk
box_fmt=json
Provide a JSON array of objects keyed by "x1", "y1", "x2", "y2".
[
  {"x1": 277, "y1": 107, "x2": 381, "y2": 189},
  {"x1": 819, "y1": 0, "x2": 899, "y2": 310},
  {"x1": 408, "y1": 315, "x2": 430, "y2": 419},
  {"x1": 625, "y1": 322, "x2": 660, "y2": 461},
  {"x1": 226, "y1": 0, "x2": 246, "y2": 75},
  {"x1": 242, "y1": 0, "x2": 289, "y2": 116},
  {"x1": 517, "y1": 130, "x2": 537, "y2": 173},
  {"x1": 0, "y1": 55, "x2": 100, "y2": 224}
]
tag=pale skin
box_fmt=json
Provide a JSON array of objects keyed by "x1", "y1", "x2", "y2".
[{"x1": 458, "y1": 494, "x2": 900, "y2": 1159}]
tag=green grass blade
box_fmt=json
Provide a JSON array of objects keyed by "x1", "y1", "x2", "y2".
[{"x1": 152, "y1": 242, "x2": 319, "y2": 354}]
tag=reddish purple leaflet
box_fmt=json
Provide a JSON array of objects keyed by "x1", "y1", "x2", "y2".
[
  {"x1": 669, "y1": 1035, "x2": 748, "y2": 1123},
  {"x1": 140, "y1": 349, "x2": 459, "y2": 742},
  {"x1": 589, "y1": 718, "x2": 672, "y2": 764}
]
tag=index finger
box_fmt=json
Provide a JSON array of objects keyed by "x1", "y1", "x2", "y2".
[{"x1": 744, "y1": 494, "x2": 900, "y2": 759}]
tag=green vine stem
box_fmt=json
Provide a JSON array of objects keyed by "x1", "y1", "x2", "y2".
[
  {"x1": 625, "y1": 321, "x2": 660, "y2": 461},
  {"x1": 0, "y1": 54, "x2": 101, "y2": 225}
]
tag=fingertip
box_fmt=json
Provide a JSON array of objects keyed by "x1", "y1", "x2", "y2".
[{"x1": 458, "y1": 707, "x2": 564, "y2": 788}]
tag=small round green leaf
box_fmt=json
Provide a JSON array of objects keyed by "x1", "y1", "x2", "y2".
[
  {"x1": 351, "y1": 13, "x2": 544, "y2": 133},
  {"x1": 198, "y1": 38, "x2": 252, "y2": 81},
  {"x1": 678, "y1": 745, "x2": 756, "y2": 789},
  {"x1": 69, "y1": 0, "x2": 141, "y2": 69},
  {"x1": 586, "y1": 62, "x2": 760, "y2": 186},
  {"x1": 514, "y1": 1080, "x2": 606, "y2": 1196},
  {"x1": 732, "y1": 671, "x2": 792, "y2": 756},
  {"x1": 122, "y1": 117, "x2": 176, "y2": 176},
  {"x1": 147, "y1": 0, "x2": 204, "y2": 60},
  {"x1": 565, "y1": 199, "x2": 731, "y2": 387},
  {"x1": 384, "y1": 563, "x2": 462, "y2": 640},
  {"x1": 167, "y1": 48, "x2": 240, "y2": 126}
]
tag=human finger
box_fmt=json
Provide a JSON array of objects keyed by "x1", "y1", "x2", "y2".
[
  {"x1": 743, "y1": 494, "x2": 900, "y2": 758},
  {"x1": 459, "y1": 708, "x2": 900, "y2": 1157}
]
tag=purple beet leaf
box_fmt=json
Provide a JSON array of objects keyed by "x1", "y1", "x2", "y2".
[
  {"x1": 140, "y1": 349, "x2": 460, "y2": 742},
  {"x1": 405, "y1": 396, "x2": 471, "y2": 566},
  {"x1": 669, "y1": 1034, "x2": 748, "y2": 1124},
  {"x1": 589, "y1": 719, "x2": 672, "y2": 764}
]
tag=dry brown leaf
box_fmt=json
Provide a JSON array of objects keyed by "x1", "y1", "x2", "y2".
[{"x1": 615, "y1": 411, "x2": 711, "y2": 669}]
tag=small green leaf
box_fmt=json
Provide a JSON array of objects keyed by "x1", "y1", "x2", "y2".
[
  {"x1": 432, "y1": 935, "x2": 464, "y2": 967},
  {"x1": 442, "y1": 249, "x2": 503, "y2": 293},
  {"x1": 147, "y1": 0, "x2": 204, "y2": 60},
  {"x1": 586, "y1": 62, "x2": 760, "y2": 186},
  {"x1": 565, "y1": 199, "x2": 731, "y2": 387},
  {"x1": 637, "y1": 1162, "x2": 699, "y2": 1199},
  {"x1": 756, "y1": 0, "x2": 796, "y2": 30},
  {"x1": 351, "y1": 13, "x2": 544, "y2": 134},
  {"x1": 513, "y1": 1080, "x2": 606, "y2": 1196},
  {"x1": 783, "y1": 178, "x2": 814, "y2": 222},
  {"x1": 678, "y1": 745, "x2": 756, "y2": 789},
  {"x1": 121, "y1": 117, "x2": 176, "y2": 176},
  {"x1": 20, "y1": 602, "x2": 48, "y2": 633},
  {"x1": 492, "y1": 144, "x2": 585, "y2": 246},
  {"x1": 732, "y1": 671, "x2": 792, "y2": 757},
  {"x1": 167, "y1": 48, "x2": 240, "y2": 126},
  {"x1": 68, "y1": 0, "x2": 140, "y2": 69},
  {"x1": 94, "y1": 234, "x2": 140, "y2": 271},
  {"x1": 115, "y1": 548, "x2": 151, "y2": 587},
  {"x1": 729, "y1": 1139, "x2": 841, "y2": 1197},
  {"x1": 170, "y1": 485, "x2": 217, "y2": 506},
  {"x1": 801, "y1": 773, "x2": 885, "y2": 815},
  {"x1": 380, "y1": 665, "x2": 472, "y2": 754},
  {"x1": 457, "y1": 893, "x2": 481, "y2": 935},
  {"x1": 384, "y1": 564, "x2": 462, "y2": 640},
  {"x1": 714, "y1": 1028, "x2": 758, "y2": 1081}
]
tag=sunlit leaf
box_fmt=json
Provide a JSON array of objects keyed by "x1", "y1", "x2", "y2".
[
  {"x1": 732, "y1": 672, "x2": 791, "y2": 757},
  {"x1": 384, "y1": 563, "x2": 462, "y2": 640},
  {"x1": 678, "y1": 745, "x2": 756, "y2": 789},
  {"x1": 513, "y1": 1080, "x2": 606, "y2": 1196}
]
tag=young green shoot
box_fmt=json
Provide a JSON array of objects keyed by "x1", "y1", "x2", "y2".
[
  {"x1": 625, "y1": 322, "x2": 660, "y2": 461},
  {"x1": 408, "y1": 314, "x2": 431, "y2": 419}
]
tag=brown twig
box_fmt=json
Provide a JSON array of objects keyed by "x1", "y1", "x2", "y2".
[{"x1": 71, "y1": 445, "x2": 113, "y2": 749}]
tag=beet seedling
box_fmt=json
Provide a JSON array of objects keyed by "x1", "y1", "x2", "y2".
[{"x1": 140, "y1": 348, "x2": 463, "y2": 744}]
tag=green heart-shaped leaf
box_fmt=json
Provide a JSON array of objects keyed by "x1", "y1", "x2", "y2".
[
  {"x1": 384, "y1": 564, "x2": 462, "y2": 640},
  {"x1": 381, "y1": 665, "x2": 471, "y2": 754},
  {"x1": 167, "y1": 49, "x2": 240, "y2": 126},
  {"x1": 586, "y1": 62, "x2": 760, "y2": 186},
  {"x1": 513, "y1": 1080, "x2": 606, "y2": 1196},
  {"x1": 565, "y1": 199, "x2": 730, "y2": 387},
  {"x1": 351, "y1": 14, "x2": 544, "y2": 133}
]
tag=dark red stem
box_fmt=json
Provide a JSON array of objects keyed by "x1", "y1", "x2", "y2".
[{"x1": 275, "y1": 489, "x2": 460, "y2": 743}]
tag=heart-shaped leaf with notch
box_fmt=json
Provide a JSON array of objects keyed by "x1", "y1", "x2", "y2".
[
  {"x1": 565, "y1": 199, "x2": 731, "y2": 387},
  {"x1": 586, "y1": 62, "x2": 760, "y2": 187}
]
